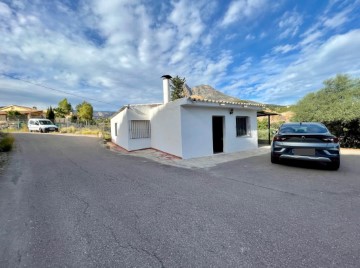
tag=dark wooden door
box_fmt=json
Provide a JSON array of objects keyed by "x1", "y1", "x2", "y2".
[{"x1": 212, "y1": 116, "x2": 224, "y2": 153}]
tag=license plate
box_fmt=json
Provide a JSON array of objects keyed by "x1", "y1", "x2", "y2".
[
  {"x1": 49, "y1": 128, "x2": 54, "y2": 130},
  {"x1": 293, "y1": 148, "x2": 315, "y2": 156}
]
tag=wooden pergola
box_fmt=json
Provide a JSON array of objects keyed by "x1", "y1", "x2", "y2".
[{"x1": 257, "y1": 110, "x2": 279, "y2": 144}]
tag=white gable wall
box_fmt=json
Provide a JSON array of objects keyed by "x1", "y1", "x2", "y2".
[
  {"x1": 180, "y1": 106, "x2": 258, "y2": 159},
  {"x1": 150, "y1": 100, "x2": 183, "y2": 158},
  {"x1": 111, "y1": 109, "x2": 129, "y2": 150},
  {"x1": 111, "y1": 106, "x2": 152, "y2": 151}
]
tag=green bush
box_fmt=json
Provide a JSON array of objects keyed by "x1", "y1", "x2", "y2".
[
  {"x1": 325, "y1": 119, "x2": 360, "y2": 148},
  {"x1": 294, "y1": 74, "x2": 360, "y2": 148},
  {"x1": 0, "y1": 134, "x2": 15, "y2": 152}
]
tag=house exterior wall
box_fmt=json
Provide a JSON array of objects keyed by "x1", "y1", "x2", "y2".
[
  {"x1": 111, "y1": 109, "x2": 129, "y2": 150},
  {"x1": 110, "y1": 100, "x2": 259, "y2": 159},
  {"x1": 111, "y1": 106, "x2": 153, "y2": 151},
  {"x1": 0, "y1": 113, "x2": 7, "y2": 121},
  {"x1": 150, "y1": 101, "x2": 183, "y2": 158},
  {"x1": 180, "y1": 106, "x2": 258, "y2": 159},
  {"x1": 126, "y1": 107, "x2": 151, "y2": 150}
]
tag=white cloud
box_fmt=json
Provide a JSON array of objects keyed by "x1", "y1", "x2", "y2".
[
  {"x1": 272, "y1": 44, "x2": 297, "y2": 54},
  {"x1": 0, "y1": 0, "x2": 232, "y2": 110},
  {"x1": 0, "y1": 2, "x2": 11, "y2": 17},
  {"x1": 245, "y1": 34, "x2": 255, "y2": 40},
  {"x1": 322, "y1": 9, "x2": 350, "y2": 29},
  {"x1": 278, "y1": 10, "x2": 303, "y2": 39},
  {"x1": 1, "y1": 0, "x2": 359, "y2": 110},
  {"x1": 253, "y1": 29, "x2": 360, "y2": 104},
  {"x1": 300, "y1": 30, "x2": 323, "y2": 47},
  {"x1": 220, "y1": 0, "x2": 266, "y2": 27}
]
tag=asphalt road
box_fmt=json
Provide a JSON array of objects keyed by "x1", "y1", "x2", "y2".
[{"x1": 1, "y1": 133, "x2": 360, "y2": 267}]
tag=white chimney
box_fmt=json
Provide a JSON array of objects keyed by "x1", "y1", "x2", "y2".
[{"x1": 161, "y1": 75, "x2": 172, "y2": 104}]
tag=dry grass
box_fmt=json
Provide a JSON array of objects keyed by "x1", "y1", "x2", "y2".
[{"x1": 59, "y1": 126, "x2": 102, "y2": 136}]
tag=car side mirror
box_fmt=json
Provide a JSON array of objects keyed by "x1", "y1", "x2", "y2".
[{"x1": 35, "y1": 122, "x2": 39, "y2": 125}]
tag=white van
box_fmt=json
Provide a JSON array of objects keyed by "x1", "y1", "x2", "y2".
[{"x1": 28, "y1": 119, "x2": 59, "y2": 133}]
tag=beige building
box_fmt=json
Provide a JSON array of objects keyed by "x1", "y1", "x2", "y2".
[{"x1": 0, "y1": 105, "x2": 44, "y2": 122}]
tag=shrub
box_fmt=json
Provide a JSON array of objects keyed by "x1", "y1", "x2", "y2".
[
  {"x1": 0, "y1": 134, "x2": 15, "y2": 152},
  {"x1": 325, "y1": 119, "x2": 360, "y2": 148}
]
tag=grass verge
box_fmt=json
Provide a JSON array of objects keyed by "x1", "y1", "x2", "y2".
[{"x1": 59, "y1": 127, "x2": 110, "y2": 139}]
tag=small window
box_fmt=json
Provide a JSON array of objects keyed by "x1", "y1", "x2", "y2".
[
  {"x1": 129, "y1": 120, "x2": 151, "y2": 139},
  {"x1": 115, "y1": 123, "x2": 118, "y2": 136},
  {"x1": 236, "y1": 116, "x2": 250, "y2": 137}
]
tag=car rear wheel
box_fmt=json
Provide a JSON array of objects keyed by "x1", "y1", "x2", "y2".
[
  {"x1": 271, "y1": 154, "x2": 280, "y2": 164},
  {"x1": 328, "y1": 161, "x2": 340, "y2": 170}
]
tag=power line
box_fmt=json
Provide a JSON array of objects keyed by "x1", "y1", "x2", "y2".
[{"x1": 1, "y1": 73, "x2": 118, "y2": 107}]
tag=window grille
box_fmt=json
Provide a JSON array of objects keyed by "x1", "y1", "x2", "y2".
[
  {"x1": 129, "y1": 120, "x2": 151, "y2": 139},
  {"x1": 236, "y1": 117, "x2": 249, "y2": 136},
  {"x1": 114, "y1": 123, "x2": 118, "y2": 136}
]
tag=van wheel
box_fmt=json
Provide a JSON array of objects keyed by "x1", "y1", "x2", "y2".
[{"x1": 40, "y1": 129, "x2": 43, "y2": 133}]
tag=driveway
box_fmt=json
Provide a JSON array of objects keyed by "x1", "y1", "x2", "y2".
[{"x1": 1, "y1": 133, "x2": 359, "y2": 267}]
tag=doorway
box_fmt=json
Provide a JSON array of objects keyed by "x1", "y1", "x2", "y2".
[{"x1": 212, "y1": 116, "x2": 224, "y2": 154}]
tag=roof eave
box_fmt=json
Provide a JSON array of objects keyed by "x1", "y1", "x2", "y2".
[{"x1": 182, "y1": 97, "x2": 264, "y2": 110}]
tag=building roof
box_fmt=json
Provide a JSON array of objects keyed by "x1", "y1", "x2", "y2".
[
  {"x1": 188, "y1": 97, "x2": 264, "y2": 108},
  {"x1": 0, "y1": 105, "x2": 42, "y2": 112},
  {"x1": 111, "y1": 103, "x2": 162, "y2": 119},
  {"x1": 257, "y1": 110, "x2": 279, "y2": 117}
]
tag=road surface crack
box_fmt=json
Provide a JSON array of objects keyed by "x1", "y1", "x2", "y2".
[{"x1": 104, "y1": 223, "x2": 165, "y2": 268}]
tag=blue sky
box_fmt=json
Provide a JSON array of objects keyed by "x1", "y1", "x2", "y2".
[{"x1": 1, "y1": 0, "x2": 360, "y2": 111}]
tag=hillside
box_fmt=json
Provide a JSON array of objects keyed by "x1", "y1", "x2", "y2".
[
  {"x1": 183, "y1": 84, "x2": 262, "y2": 105},
  {"x1": 260, "y1": 104, "x2": 295, "y2": 123}
]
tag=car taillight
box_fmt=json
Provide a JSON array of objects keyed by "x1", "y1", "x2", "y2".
[
  {"x1": 322, "y1": 137, "x2": 339, "y2": 143},
  {"x1": 273, "y1": 136, "x2": 287, "y2": 141}
]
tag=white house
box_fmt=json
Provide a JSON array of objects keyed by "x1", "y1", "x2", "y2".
[{"x1": 111, "y1": 75, "x2": 264, "y2": 159}]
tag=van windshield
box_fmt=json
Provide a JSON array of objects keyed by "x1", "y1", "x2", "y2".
[{"x1": 39, "y1": 120, "x2": 52, "y2": 125}]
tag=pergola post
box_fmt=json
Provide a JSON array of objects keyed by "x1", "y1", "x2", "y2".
[{"x1": 268, "y1": 114, "x2": 271, "y2": 144}]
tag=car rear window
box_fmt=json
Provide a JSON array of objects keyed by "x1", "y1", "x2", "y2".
[{"x1": 280, "y1": 124, "x2": 328, "y2": 134}]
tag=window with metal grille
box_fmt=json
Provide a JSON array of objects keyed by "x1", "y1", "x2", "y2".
[
  {"x1": 129, "y1": 120, "x2": 151, "y2": 139},
  {"x1": 236, "y1": 116, "x2": 249, "y2": 136}
]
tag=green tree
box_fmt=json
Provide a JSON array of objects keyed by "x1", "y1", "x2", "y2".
[
  {"x1": 294, "y1": 74, "x2": 360, "y2": 123},
  {"x1": 170, "y1": 76, "x2": 186, "y2": 101},
  {"x1": 76, "y1": 101, "x2": 93, "y2": 124},
  {"x1": 55, "y1": 98, "x2": 72, "y2": 118},
  {"x1": 46, "y1": 106, "x2": 55, "y2": 121},
  {"x1": 293, "y1": 74, "x2": 360, "y2": 148},
  {"x1": 7, "y1": 110, "x2": 21, "y2": 120}
]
